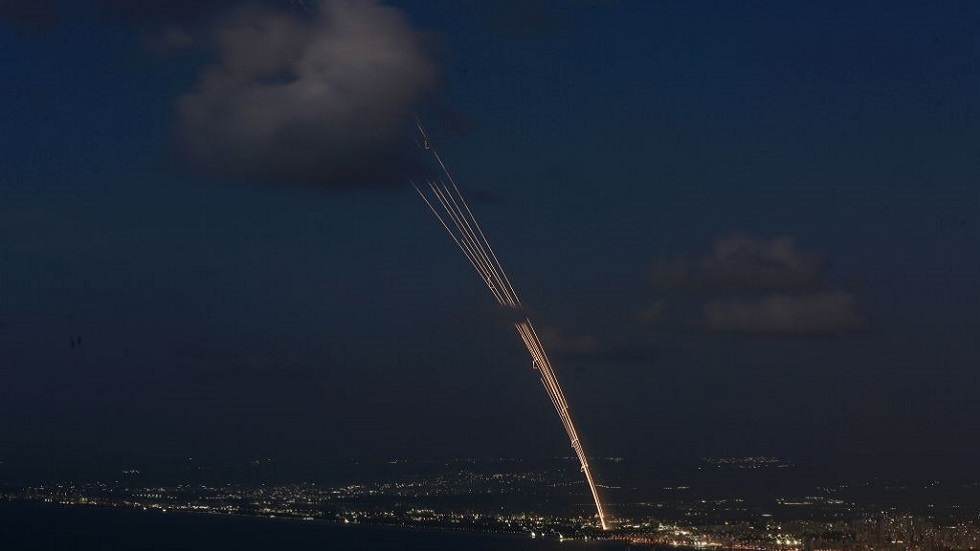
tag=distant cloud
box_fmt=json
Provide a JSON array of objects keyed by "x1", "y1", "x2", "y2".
[
  {"x1": 650, "y1": 233, "x2": 822, "y2": 293},
  {"x1": 700, "y1": 291, "x2": 864, "y2": 334},
  {"x1": 3, "y1": 0, "x2": 438, "y2": 188},
  {"x1": 177, "y1": 0, "x2": 438, "y2": 187},
  {"x1": 645, "y1": 233, "x2": 865, "y2": 335}
]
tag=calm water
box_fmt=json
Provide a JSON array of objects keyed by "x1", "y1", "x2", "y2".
[{"x1": 0, "y1": 502, "x2": 625, "y2": 550}]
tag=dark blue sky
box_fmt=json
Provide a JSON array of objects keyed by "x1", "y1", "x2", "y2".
[{"x1": 1, "y1": 1, "x2": 978, "y2": 478}]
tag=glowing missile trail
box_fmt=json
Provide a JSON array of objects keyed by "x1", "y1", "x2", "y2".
[{"x1": 413, "y1": 121, "x2": 611, "y2": 530}]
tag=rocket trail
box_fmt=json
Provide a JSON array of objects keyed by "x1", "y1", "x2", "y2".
[{"x1": 413, "y1": 121, "x2": 611, "y2": 530}]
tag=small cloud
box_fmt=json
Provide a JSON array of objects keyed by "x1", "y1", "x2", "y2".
[
  {"x1": 699, "y1": 291, "x2": 865, "y2": 334},
  {"x1": 650, "y1": 233, "x2": 822, "y2": 293},
  {"x1": 638, "y1": 300, "x2": 666, "y2": 324},
  {"x1": 5, "y1": 0, "x2": 439, "y2": 187},
  {"x1": 644, "y1": 232, "x2": 866, "y2": 336},
  {"x1": 177, "y1": 0, "x2": 438, "y2": 187}
]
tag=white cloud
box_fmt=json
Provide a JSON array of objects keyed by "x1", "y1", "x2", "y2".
[
  {"x1": 701, "y1": 291, "x2": 864, "y2": 334},
  {"x1": 650, "y1": 233, "x2": 822, "y2": 292},
  {"x1": 178, "y1": 0, "x2": 437, "y2": 186}
]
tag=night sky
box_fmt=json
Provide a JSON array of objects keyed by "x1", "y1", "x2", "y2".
[{"x1": 1, "y1": 1, "x2": 978, "y2": 478}]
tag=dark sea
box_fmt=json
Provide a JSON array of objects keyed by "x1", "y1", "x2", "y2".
[{"x1": 0, "y1": 502, "x2": 625, "y2": 550}]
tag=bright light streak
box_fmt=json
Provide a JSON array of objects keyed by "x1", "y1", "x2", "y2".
[{"x1": 413, "y1": 120, "x2": 611, "y2": 530}]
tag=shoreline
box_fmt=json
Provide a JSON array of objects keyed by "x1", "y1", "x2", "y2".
[{"x1": 0, "y1": 499, "x2": 620, "y2": 546}]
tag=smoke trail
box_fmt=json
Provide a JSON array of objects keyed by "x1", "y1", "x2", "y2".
[{"x1": 413, "y1": 121, "x2": 611, "y2": 530}]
